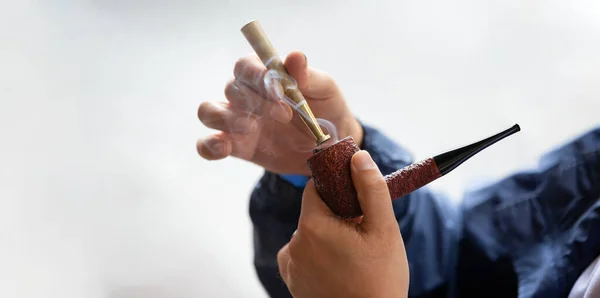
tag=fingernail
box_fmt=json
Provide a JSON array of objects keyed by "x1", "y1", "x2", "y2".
[
  {"x1": 354, "y1": 150, "x2": 377, "y2": 170},
  {"x1": 205, "y1": 139, "x2": 224, "y2": 154},
  {"x1": 302, "y1": 53, "x2": 308, "y2": 66}
]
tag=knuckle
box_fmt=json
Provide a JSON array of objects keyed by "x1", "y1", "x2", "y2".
[
  {"x1": 287, "y1": 239, "x2": 301, "y2": 258},
  {"x1": 297, "y1": 221, "x2": 319, "y2": 239},
  {"x1": 233, "y1": 57, "x2": 252, "y2": 78},
  {"x1": 223, "y1": 79, "x2": 236, "y2": 99},
  {"x1": 298, "y1": 218, "x2": 331, "y2": 242},
  {"x1": 276, "y1": 246, "x2": 286, "y2": 261},
  {"x1": 234, "y1": 56, "x2": 266, "y2": 88},
  {"x1": 297, "y1": 221, "x2": 313, "y2": 235}
]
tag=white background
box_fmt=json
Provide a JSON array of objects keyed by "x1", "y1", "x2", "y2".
[{"x1": 1, "y1": 0, "x2": 599, "y2": 297}]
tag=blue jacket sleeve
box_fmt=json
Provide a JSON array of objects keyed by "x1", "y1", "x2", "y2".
[
  {"x1": 455, "y1": 127, "x2": 600, "y2": 298},
  {"x1": 248, "y1": 123, "x2": 461, "y2": 298}
]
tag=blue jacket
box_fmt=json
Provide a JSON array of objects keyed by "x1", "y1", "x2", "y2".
[{"x1": 248, "y1": 123, "x2": 600, "y2": 298}]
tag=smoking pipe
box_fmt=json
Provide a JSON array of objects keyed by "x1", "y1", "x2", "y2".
[
  {"x1": 238, "y1": 20, "x2": 521, "y2": 218},
  {"x1": 241, "y1": 19, "x2": 331, "y2": 146},
  {"x1": 307, "y1": 124, "x2": 521, "y2": 218}
]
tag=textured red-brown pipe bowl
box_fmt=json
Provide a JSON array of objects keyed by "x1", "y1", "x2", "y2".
[
  {"x1": 307, "y1": 137, "x2": 441, "y2": 218},
  {"x1": 307, "y1": 137, "x2": 361, "y2": 218}
]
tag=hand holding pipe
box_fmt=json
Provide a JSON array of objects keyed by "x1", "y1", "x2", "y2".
[
  {"x1": 307, "y1": 125, "x2": 521, "y2": 218},
  {"x1": 239, "y1": 20, "x2": 521, "y2": 218},
  {"x1": 241, "y1": 20, "x2": 331, "y2": 146}
]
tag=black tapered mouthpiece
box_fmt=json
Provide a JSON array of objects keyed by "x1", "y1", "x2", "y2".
[{"x1": 433, "y1": 124, "x2": 521, "y2": 176}]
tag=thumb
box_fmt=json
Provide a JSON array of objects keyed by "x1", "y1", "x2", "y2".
[
  {"x1": 284, "y1": 50, "x2": 338, "y2": 99},
  {"x1": 350, "y1": 150, "x2": 395, "y2": 232}
]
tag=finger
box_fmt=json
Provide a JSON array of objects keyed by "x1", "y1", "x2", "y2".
[
  {"x1": 298, "y1": 179, "x2": 336, "y2": 225},
  {"x1": 198, "y1": 101, "x2": 257, "y2": 134},
  {"x1": 224, "y1": 79, "x2": 268, "y2": 111},
  {"x1": 350, "y1": 150, "x2": 395, "y2": 232},
  {"x1": 224, "y1": 80, "x2": 292, "y2": 123},
  {"x1": 283, "y1": 51, "x2": 308, "y2": 91},
  {"x1": 284, "y1": 50, "x2": 338, "y2": 99},
  {"x1": 233, "y1": 55, "x2": 268, "y2": 95},
  {"x1": 277, "y1": 243, "x2": 291, "y2": 283},
  {"x1": 196, "y1": 132, "x2": 233, "y2": 160},
  {"x1": 234, "y1": 55, "x2": 291, "y2": 106}
]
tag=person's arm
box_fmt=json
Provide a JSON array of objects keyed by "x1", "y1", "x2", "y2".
[
  {"x1": 455, "y1": 127, "x2": 600, "y2": 298},
  {"x1": 249, "y1": 123, "x2": 461, "y2": 298}
]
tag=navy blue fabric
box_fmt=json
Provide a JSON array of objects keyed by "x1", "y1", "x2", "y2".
[
  {"x1": 278, "y1": 174, "x2": 309, "y2": 188},
  {"x1": 248, "y1": 123, "x2": 600, "y2": 298}
]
